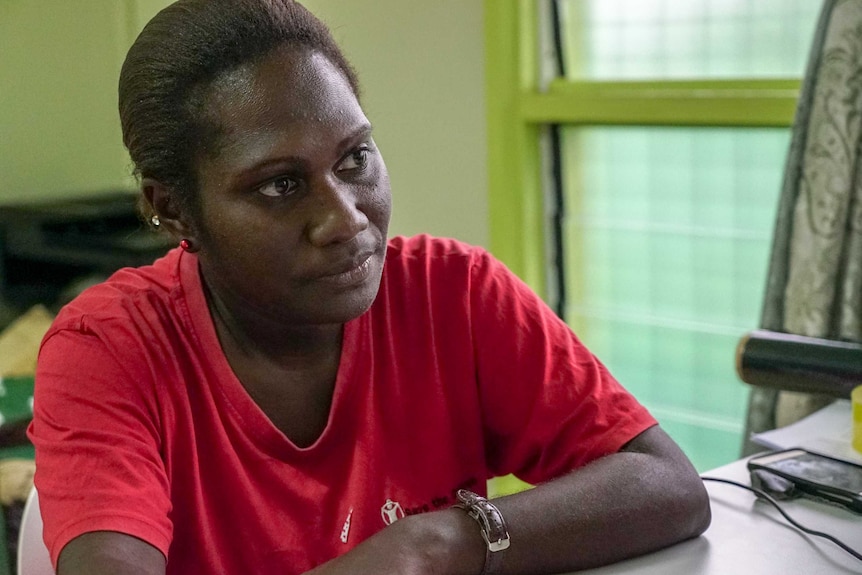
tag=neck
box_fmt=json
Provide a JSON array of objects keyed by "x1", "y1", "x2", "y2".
[{"x1": 202, "y1": 275, "x2": 343, "y2": 365}]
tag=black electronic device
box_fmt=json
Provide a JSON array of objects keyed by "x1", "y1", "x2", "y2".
[
  {"x1": 0, "y1": 192, "x2": 173, "y2": 310},
  {"x1": 737, "y1": 329, "x2": 862, "y2": 398},
  {"x1": 748, "y1": 449, "x2": 862, "y2": 514}
]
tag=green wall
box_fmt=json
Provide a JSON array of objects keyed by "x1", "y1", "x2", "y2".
[{"x1": 0, "y1": 0, "x2": 489, "y2": 246}]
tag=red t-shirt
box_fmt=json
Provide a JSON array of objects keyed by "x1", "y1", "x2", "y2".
[{"x1": 30, "y1": 235, "x2": 655, "y2": 574}]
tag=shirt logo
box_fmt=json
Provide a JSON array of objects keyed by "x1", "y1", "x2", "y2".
[
  {"x1": 380, "y1": 498, "x2": 404, "y2": 525},
  {"x1": 340, "y1": 508, "x2": 353, "y2": 543}
]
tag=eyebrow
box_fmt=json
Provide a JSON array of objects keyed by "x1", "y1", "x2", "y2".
[
  {"x1": 229, "y1": 122, "x2": 375, "y2": 182},
  {"x1": 338, "y1": 122, "x2": 374, "y2": 149}
]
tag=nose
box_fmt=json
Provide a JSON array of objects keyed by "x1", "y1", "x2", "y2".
[{"x1": 306, "y1": 178, "x2": 369, "y2": 246}]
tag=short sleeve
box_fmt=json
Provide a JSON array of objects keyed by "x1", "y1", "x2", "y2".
[
  {"x1": 469, "y1": 251, "x2": 657, "y2": 484},
  {"x1": 29, "y1": 328, "x2": 172, "y2": 566}
]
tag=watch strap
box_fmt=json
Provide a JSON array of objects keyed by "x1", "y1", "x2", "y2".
[{"x1": 455, "y1": 489, "x2": 510, "y2": 575}]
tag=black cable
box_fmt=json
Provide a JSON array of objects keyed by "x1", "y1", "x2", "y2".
[{"x1": 701, "y1": 476, "x2": 862, "y2": 562}]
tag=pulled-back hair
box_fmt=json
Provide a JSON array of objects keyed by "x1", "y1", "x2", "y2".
[{"x1": 119, "y1": 0, "x2": 359, "y2": 217}]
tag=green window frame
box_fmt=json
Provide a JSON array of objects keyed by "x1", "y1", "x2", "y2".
[
  {"x1": 484, "y1": 1, "x2": 805, "y2": 476},
  {"x1": 484, "y1": 0, "x2": 798, "y2": 292}
]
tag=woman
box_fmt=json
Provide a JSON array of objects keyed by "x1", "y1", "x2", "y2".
[{"x1": 29, "y1": 1, "x2": 710, "y2": 574}]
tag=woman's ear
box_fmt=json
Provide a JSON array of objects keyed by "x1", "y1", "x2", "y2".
[{"x1": 142, "y1": 178, "x2": 197, "y2": 246}]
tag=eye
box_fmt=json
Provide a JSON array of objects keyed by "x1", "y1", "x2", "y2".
[
  {"x1": 337, "y1": 146, "x2": 370, "y2": 172},
  {"x1": 256, "y1": 176, "x2": 298, "y2": 197}
]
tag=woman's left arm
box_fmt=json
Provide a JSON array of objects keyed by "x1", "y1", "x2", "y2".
[
  {"x1": 481, "y1": 424, "x2": 711, "y2": 574},
  {"x1": 307, "y1": 424, "x2": 710, "y2": 575}
]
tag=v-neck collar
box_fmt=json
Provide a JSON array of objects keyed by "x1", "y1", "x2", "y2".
[{"x1": 175, "y1": 249, "x2": 364, "y2": 459}]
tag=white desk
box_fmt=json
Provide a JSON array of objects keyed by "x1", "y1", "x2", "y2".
[{"x1": 577, "y1": 457, "x2": 862, "y2": 574}]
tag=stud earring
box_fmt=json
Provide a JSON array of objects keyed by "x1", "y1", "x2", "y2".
[
  {"x1": 150, "y1": 215, "x2": 161, "y2": 228},
  {"x1": 180, "y1": 239, "x2": 192, "y2": 251}
]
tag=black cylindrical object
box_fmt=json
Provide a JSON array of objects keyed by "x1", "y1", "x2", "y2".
[{"x1": 736, "y1": 329, "x2": 862, "y2": 398}]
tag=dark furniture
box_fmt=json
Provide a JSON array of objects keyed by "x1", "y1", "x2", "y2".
[{"x1": 0, "y1": 192, "x2": 173, "y2": 311}]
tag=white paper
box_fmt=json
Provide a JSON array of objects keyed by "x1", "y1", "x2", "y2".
[{"x1": 750, "y1": 400, "x2": 862, "y2": 465}]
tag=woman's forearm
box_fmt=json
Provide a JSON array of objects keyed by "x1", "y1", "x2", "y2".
[
  {"x1": 308, "y1": 425, "x2": 710, "y2": 575},
  {"x1": 483, "y1": 425, "x2": 711, "y2": 574}
]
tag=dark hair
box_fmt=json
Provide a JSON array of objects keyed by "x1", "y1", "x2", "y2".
[{"x1": 119, "y1": 0, "x2": 360, "y2": 219}]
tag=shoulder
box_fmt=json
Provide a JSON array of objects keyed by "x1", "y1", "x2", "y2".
[
  {"x1": 46, "y1": 248, "x2": 185, "y2": 338},
  {"x1": 385, "y1": 234, "x2": 494, "y2": 274},
  {"x1": 385, "y1": 235, "x2": 526, "y2": 294},
  {"x1": 383, "y1": 234, "x2": 510, "y2": 298},
  {"x1": 379, "y1": 234, "x2": 530, "y2": 317}
]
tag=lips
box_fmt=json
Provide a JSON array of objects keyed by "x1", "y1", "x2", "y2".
[{"x1": 315, "y1": 252, "x2": 375, "y2": 287}]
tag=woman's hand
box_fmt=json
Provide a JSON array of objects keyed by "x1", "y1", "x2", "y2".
[{"x1": 304, "y1": 507, "x2": 486, "y2": 575}]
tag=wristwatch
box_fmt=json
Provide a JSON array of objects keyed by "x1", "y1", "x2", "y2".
[{"x1": 455, "y1": 489, "x2": 510, "y2": 575}]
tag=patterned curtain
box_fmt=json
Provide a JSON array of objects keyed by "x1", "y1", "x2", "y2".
[{"x1": 742, "y1": 0, "x2": 862, "y2": 455}]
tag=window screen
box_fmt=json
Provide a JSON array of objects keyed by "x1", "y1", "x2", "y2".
[
  {"x1": 559, "y1": 0, "x2": 821, "y2": 79},
  {"x1": 563, "y1": 127, "x2": 787, "y2": 469},
  {"x1": 554, "y1": 1, "x2": 820, "y2": 470}
]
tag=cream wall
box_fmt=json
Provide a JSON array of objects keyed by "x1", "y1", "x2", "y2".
[
  {"x1": 0, "y1": 0, "x2": 488, "y2": 247},
  {"x1": 301, "y1": 1, "x2": 488, "y2": 246},
  {"x1": 0, "y1": 1, "x2": 135, "y2": 202}
]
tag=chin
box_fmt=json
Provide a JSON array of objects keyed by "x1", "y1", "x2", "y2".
[{"x1": 306, "y1": 268, "x2": 383, "y2": 324}]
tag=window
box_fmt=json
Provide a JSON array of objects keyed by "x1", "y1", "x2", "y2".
[
  {"x1": 562, "y1": 0, "x2": 819, "y2": 80},
  {"x1": 485, "y1": 0, "x2": 820, "y2": 471}
]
